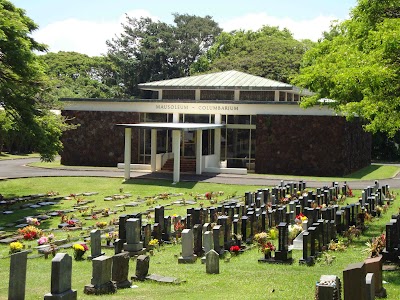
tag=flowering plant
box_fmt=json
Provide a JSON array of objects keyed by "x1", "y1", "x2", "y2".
[
  {"x1": 205, "y1": 192, "x2": 213, "y2": 200},
  {"x1": 67, "y1": 220, "x2": 76, "y2": 226},
  {"x1": 37, "y1": 236, "x2": 49, "y2": 245},
  {"x1": 18, "y1": 225, "x2": 42, "y2": 240},
  {"x1": 295, "y1": 213, "x2": 308, "y2": 224},
  {"x1": 230, "y1": 245, "x2": 240, "y2": 253},
  {"x1": 149, "y1": 239, "x2": 159, "y2": 247},
  {"x1": 174, "y1": 221, "x2": 185, "y2": 237},
  {"x1": 253, "y1": 232, "x2": 269, "y2": 246},
  {"x1": 72, "y1": 243, "x2": 88, "y2": 260},
  {"x1": 96, "y1": 221, "x2": 107, "y2": 229},
  {"x1": 105, "y1": 231, "x2": 118, "y2": 242},
  {"x1": 288, "y1": 224, "x2": 303, "y2": 240},
  {"x1": 261, "y1": 242, "x2": 276, "y2": 254},
  {"x1": 9, "y1": 241, "x2": 23, "y2": 253},
  {"x1": 267, "y1": 228, "x2": 279, "y2": 240},
  {"x1": 26, "y1": 217, "x2": 40, "y2": 226}
]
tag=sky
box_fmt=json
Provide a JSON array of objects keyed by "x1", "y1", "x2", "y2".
[{"x1": 12, "y1": 0, "x2": 357, "y2": 57}]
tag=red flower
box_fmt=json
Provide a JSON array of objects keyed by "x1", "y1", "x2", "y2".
[
  {"x1": 205, "y1": 192, "x2": 212, "y2": 200},
  {"x1": 230, "y1": 245, "x2": 240, "y2": 253},
  {"x1": 67, "y1": 220, "x2": 76, "y2": 226}
]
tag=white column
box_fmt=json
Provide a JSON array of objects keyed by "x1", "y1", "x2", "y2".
[
  {"x1": 274, "y1": 91, "x2": 279, "y2": 102},
  {"x1": 173, "y1": 113, "x2": 179, "y2": 123},
  {"x1": 151, "y1": 129, "x2": 157, "y2": 172},
  {"x1": 158, "y1": 90, "x2": 163, "y2": 100},
  {"x1": 124, "y1": 127, "x2": 132, "y2": 180},
  {"x1": 214, "y1": 114, "x2": 221, "y2": 166},
  {"x1": 195, "y1": 89, "x2": 201, "y2": 100},
  {"x1": 234, "y1": 90, "x2": 240, "y2": 101},
  {"x1": 196, "y1": 129, "x2": 202, "y2": 174},
  {"x1": 172, "y1": 130, "x2": 181, "y2": 183}
]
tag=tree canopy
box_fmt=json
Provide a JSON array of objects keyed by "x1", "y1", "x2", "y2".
[
  {"x1": 106, "y1": 13, "x2": 222, "y2": 97},
  {"x1": 40, "y1": 51, "x2": 121, "y2": 99},
  {"x1": 191, "y1": 26, "x2": 314, "y2": 83},
  {"x1": 0, "y1": 0, "x2": 68, "y2": 160},
  {"x1": 293, "y1": 0, "x2": 400, "y2": 136}
]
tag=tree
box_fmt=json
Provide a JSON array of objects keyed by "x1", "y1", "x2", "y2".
[
  {"x1": 293, "y1": 0, "x2": 400, "y2": 136},
  {"x1": 106, "y1": 13, "x2": 222, "y2": 97},
  {"x1": 191, "y1": 26, "x2": 314, "y2": 83},
  {"x1": 0, "y1": 0, "x2": 68, "y2": 160},
  {"x1": 40, "y1": 51, "x2": 121, "y2": 99}
]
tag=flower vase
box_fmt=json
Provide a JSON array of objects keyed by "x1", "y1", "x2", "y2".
[
  {"x1": 74, "y1": 250, "x2": 85, "y2": 261},
  {"x1": 264, "y1": 251, "x2": 272, "y2": 260}
]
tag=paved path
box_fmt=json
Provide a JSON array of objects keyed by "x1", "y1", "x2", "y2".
[{"x1": 1, "y1": 158, "x2": 400, "y2": 189}]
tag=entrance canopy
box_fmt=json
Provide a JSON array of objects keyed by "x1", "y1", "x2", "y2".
[{"x1": 117, "y1": 122, "x2": 225, "y2": 183}]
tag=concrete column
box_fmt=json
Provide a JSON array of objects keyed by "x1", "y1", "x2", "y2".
[
  {"x1": 214, "y1": 114, "x2": 221, "y2": 166},
  {"x1": 196, "y1": 129, "x2": 202, "y2": 174},
  {"x1": 234, "y1": 90, "x2": 240, "y2": 101},
  {"x1": 158, "y1": 90, "x2": 163, "y2": 100},
  {"x1": 173, "y1": 113, "x2": 179, "y2": 123},
  {"x1": 172, "y1": 130, "x2": 181, "y2": 183},
  {"x1": 195, "y1": 89, "x2": 201, "y2": 100},
  {"x1": 274, "y1": 91, "x2": 279, "y2": 102},
  {"x1": 151, "y1": 129, "x2": 157, "y2": 172},
  {"x1": 124, "y1": 128, "x2": 132, "y2": 180}
]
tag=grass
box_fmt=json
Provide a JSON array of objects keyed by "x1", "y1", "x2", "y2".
[
  {"x1": 0, "y1": 152, "x2": 39, "y2": 160},
  {"x1": 0, "y1": 177, "x2": 399, "y2": 299}
]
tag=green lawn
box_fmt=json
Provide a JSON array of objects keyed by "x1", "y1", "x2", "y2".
[
  {"x1": 0, "y1": 152, "x2": 39, "y2": 160},
  {"x1": 0, "y1": 177, "x2": 398, "y2": 299}
]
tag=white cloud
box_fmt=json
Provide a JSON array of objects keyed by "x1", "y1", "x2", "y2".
[
  {"x1": 221, "y1": 13, "x2": 338, "y2": 41},
  {"x1": 33, "y1": 10, "x2": 338, "y2": 56},
  {"x1": 33, "y1": 9, "x2": 158, "y2": 57}
]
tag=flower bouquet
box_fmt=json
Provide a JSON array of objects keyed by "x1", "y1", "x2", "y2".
[
  {"x1": 18, "y1": 225, "x2": 42, "y2": 240},
  {"x1": 148, "y1": 238, "x2": 159, "y2": 250},
  {"x1": 261, "y1": 242, "x2": 276, "y2": 259},
  {"x1": 9, "y1": 241, "x2": 23, "y2": 254},
  {"x1": 72, "y1": 243, "x2": 88, "y2": 260},
  {"x1": 229, "y1": 245, "x2": 240, "y2": 255}
]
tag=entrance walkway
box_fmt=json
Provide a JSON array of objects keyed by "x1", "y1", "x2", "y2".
[{"x1": 1, "y1": 158, "x2": 400, "y2": 189}]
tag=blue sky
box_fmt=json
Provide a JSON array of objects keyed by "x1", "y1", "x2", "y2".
[{"x1": 12, "y1": 0, "x2": 357, "y2": 56}]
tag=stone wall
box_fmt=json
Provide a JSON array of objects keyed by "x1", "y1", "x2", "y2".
[
  {"x1": 255, "y1": 115, "x2": 371, "y2": 176},
  {"x1": 61, "y1": 111, "x2": 140, "y2": 166}
]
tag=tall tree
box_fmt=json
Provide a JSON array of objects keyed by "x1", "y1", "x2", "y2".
[
  {"x1": 293, "y1": 0, "x2": 400, "y2": 136},
  {"x1": 191, "y1": 26, "x2": 314, "y2": 83},
  {"x1": 40, "y1": 51, "x2": 121, "y2": 99},
  {"x1": 106, "y1": 14, "x2": 222, "y2": 97},
  {"x1": 0, "y1": 0, "x2": 68, "y2": 160}
]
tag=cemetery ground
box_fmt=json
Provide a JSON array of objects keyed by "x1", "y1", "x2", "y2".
[{"x1": 0, "y1": 177, "x2": 399, "y2": 299}]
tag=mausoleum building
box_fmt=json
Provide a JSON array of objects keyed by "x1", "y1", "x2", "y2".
[{"x1": 61, "y1": 70, "x2": 371, "y2": 182}]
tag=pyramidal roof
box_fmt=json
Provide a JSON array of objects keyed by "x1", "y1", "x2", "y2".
[{"x1": 138, "y1": 70, "x2": 300, "y2": 91}]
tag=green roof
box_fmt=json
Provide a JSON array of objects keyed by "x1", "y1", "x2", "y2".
[{"x1": 138, "y1": 70, "x2": 311, "y2": 94}]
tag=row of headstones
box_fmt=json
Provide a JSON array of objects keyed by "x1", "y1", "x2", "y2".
[
  {"x1": 382, "y1": 214, "x2": 400, "y2": 262},
  {"x1": 8, "y1": 249, "x2": 145, "y2": 299},
  {"x1": 316, "y1": 256, "x2": 387, "y2": 300}
]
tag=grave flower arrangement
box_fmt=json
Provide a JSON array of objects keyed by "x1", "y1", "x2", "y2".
[
  {"x1": 148, "y1": 238, "x2": 159, "y2": 250},
  {"x1": 26, "y1": 217, "x2": 40, "y2": 226},
  {"x1": 295, "y1": 213, "x2": 307, "y2": 224},
  {"x1": 261, "y1": 241, "x2": 276, "y2": 254},
  {"x1": 37, "y1": 236, "x2": 48, "y2": 245},
  {"x1": 364, "y1": 233, "x2": 386, "y2": 257},
  {"x1": 288, "y1": 224, "x2": 303, "y2": 241},
  {"x1": 9, "y1": 241, "x2": 23, "y2": 253},
  {"x1": 18, "y1": 225, "x2": 42, "y2": 240},
  {"x1": 229, "y1": 245, "x2": 241, "y2": 255},
  {"x1": 174, "y1": 220, "x2": 185, "y2": 238},
  {"x1": 254, "y1": 232, "x2": 269, "y2": 246},
  {"x1": 96, "y1": 221, "x2": 107, "y2": 229},
  {"x1": 72, "y1": 243, "x2": 88, "y2": 260}
]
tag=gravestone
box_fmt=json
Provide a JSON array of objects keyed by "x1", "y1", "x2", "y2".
[
  {"x1": 154, "y1": 206, "x2": 165, "y2": 229},
  {"x1": 201, "y1": 231, "x2": 213, "y2": 264},
  {"x1": 84, "y1": 256, "x2": 117, "y2": 295},
  {"x1": 8, "y1": 251, "x2": 28, "y2": 300},
  {"x1": 123, "y1": 218, "x2": 143, "y2": 255},
  {"x1": 88, "y1": 229, "x2": 104, "y2": 259},
  {"x1": 112, "y1": 252, "x2": 131, "y2": 288},
  {"x1": 365, "y1": 273, "x2": 375, "y2": 300},
  {"x1": 44, "y1": 253, "x2": 77, "y2": 299},
  {"x1": 134, "y1": 255, "x2": 150, "y2": 281},
  {"x1": 213, "y1": 225, "x2": 225, "y2": 255},
  {"x1": 206, "y1": 250, "x2": 219, "y2": 274},
  {"x1": 143, "y1": 224, "x2": 151, "y2": 250},
  {"x1": 193, "y1": 224, "x2": 203, "y2": 257},
  {"x1": 118, "y1": 215, "x2": 129, "y2": 243},
  {"x1": 364, "y1": 255, "x2": 387, "y2": 298},
  {"x1": 163, "y1": 216, "x2": 171, "y2": 241},
  {"x1": 299, "y1": 231, "x2": 314, "y2": 265},
  {"x1": 114, "y1": 239, "x2": 123, "y2": 255},
  {"x1": 315, "y1": 275, "x2": 341, "y2": 300},
  {"x1": 178, "y1": 229, "x2": 197, "y2": 263},
  {"x1": 274, "y1": 222, "x2": 293, "y2": 263},
  {"x1": 343, "y1": 262, "x2": 367, "y2": 300}
]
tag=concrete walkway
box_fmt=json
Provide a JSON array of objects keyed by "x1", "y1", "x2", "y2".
[{"x1": 1, "y1": 157, "x2": 400, "y2": 189}]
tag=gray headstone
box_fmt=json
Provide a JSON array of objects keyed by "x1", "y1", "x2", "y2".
[
  {"x1": 365, "y1": 273, "x2": 375, "y2": 300},
  {"x1": 123, "y1": 218, "x2": 143, "y2": 252},
  {"x1": 112, "y1": 252, "x2": 131, "y2": 288},
  {"x1": 135, "y1": 255, "x2": 150, "y2": 281},
  {"x1": 8, "y1": 251, "x2": 28, "y2": 300},
  {"x1": 89, "y1": 229, "x2": 103, "y2": 259},
  {"x1": 178, "y1": 229, "x2": 197, "y2": 263},
  {"x1": 201, "y1": 231, "x2": 213, "y2": 264},
  {"x1": 44, "y1": 253, "x2": 77, "y2": 299},
  {"x1": 315, "y1": 275, "x2": 341, "y2": 300},
  {"x1": 206, "y1": 250, "x2": 219, "y2": 274},
  {"x1": 91, "y1": 256, "x2": 112, "y2": 286}
]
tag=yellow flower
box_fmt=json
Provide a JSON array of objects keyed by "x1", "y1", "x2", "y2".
[
  {"x1": 149, "y1": 239, "x2": 159, "y2": 246},
  {"x1": 10, "y1": 241, "x2": 23, "y2": 252},
  {"x1": 73, "y1": 244, "x2": 84, "y2": 251}
]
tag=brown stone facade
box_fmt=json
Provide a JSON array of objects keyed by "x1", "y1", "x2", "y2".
[
  {"x1": 61, "y1": 111, "x2": 140, "y2": 166},
  {"x1": 255, "y1": 115, "x2": 371, "y2": 176}
]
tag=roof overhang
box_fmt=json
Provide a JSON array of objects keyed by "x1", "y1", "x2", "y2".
[{"x1": 116, "y1": 122, "x2": 225, "y2": 131}]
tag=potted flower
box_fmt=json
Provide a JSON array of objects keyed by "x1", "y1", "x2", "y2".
[
  {"x1": 96, "y1": 221, "x2": 107, "y2": 229},
  {"x1": 9, "y1": 241, "x2": 23, "y2": 254},
  {"x1": 72, "y1": 243, "x2": 88, "y2": 260},
  {"x1": 148, "y1": 238, "x2": 159, "y2": 250},
  {"x1": 229, "y1": 245, "x2": 240, "y2": 255},
  {"x1": 262, "y1": 242, "x2": 276, "y2": 259},
  {"x1": 18, "y1": 225, "x2": 42, "y2": 240}
]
